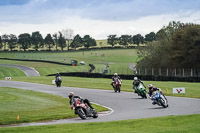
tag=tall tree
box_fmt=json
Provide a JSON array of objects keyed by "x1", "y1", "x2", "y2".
[
  {"x1": 82, "y1": 35, "x2": 96, "y2": 49},
  {"x1": 8, "y1": 34, "x2": 17, "y2": 51},
  {"x1": 118, "y1": 35, "x2": 132, "y2": 48},
  {"x1": 170, "y1": 24, "x2": 200, "y2": 68},
  {"x1": 71, "y1": 34, "x2": 82, "y2": 50},
  {"x1": 132, "y1": 34, "x2": 144, "y2": 46},
  {"x1": 52, "y1": 32, "x2": 59, "y2": 51},
  {"x1": 44, "y1": 34, "x2": 54, "y2": 51},
  {"x1": 2, "y1": 34, "x2": 9, "y2": 51},
  {"x1": 145, "y1": 32, "x2": 156, "y2": 42},
  {"x1": 58, "y1": 32, "x2": 66, "y2": 51},
  {"x1": 156, "y1": 21, "x2": 184, "y2": 41},
  {"x1": 0, "y1": 36, "x2": 3, "y2": 50},
  {"x1": 18, "y1": 33, "x2": 31, "y2": 51},
  {"x1": 136, "y1": 21, "x2": 200, "y2": 69},
  {"x1": 61, "y1": 29, "x2": 74, "y2": 50},
  {"x1": 31, "y1": 31, "x2": 43, "y2": 51},
  {"x1": 107, "y1": 35, "x2": 118, "y2": 47}
]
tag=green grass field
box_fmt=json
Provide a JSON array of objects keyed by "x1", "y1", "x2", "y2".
[
  {"x1": 0, "y1": 66, "x2": 26, "y2": 78},
  {"x1": 0, "y1": 49, "x2": 138, "y2": 75},
  {"x1": 0, "y1": 87, "x2": 107, "y2": 125},
  {"x1": 1, "y1": 114, "x2": 200, "y2": 133}
]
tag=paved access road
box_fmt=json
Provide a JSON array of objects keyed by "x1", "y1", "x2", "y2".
[
  {"x1": 0, "y1": 80, "x2": 200, "y2": 127},
  {"x1": 0, "y1": 64, "x2": 40, "y2": 76}
]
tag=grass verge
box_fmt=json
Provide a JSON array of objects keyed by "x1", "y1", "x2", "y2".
[
  {"x1": 8, "y1": 76, "x2": 200, "y2": 99},
  {"x1": 0, "y1": 114, "x2": 200, "y2": 133},
  {"x1": 0, "y1": 87, "x2": 108, "y2": 125},
  {"x1": 0, "y1": 67, "x2": 26, "y2": 78}
]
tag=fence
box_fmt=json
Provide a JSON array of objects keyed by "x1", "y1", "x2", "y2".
[
  {"x1": 136, "y1": 68, "x2": 200, "y2": 77},
  {"x1": 89, "y1": 67, "x2": 200, "y2": 78}
]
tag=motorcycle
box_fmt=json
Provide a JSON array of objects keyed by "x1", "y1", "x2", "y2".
[
  {"x1": 151, "y1": 91, "x2": 168, "y2": 108},
  {"x1": 71, "y1": 98, "x2": 98, "y2": 120},
  {"x1": 135, "y1": 83, "x2": 147, "y2": 99},
  {"x1": 55, "y1": 76, "x2": 62, "y2": 87},
  {"x1": 113, "y1": 79, "x2": 121, "y2": 92}
]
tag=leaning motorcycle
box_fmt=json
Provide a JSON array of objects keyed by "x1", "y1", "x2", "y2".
[
  {"x1": 113, "y1": 79, "x2": 121, "y2": 92},
  {"x1": 151, "y1": 92, "x2": 168, "y2": 108},
  {"x1": 71, "y1": 98, "x2": 98, "y2": 119},
  {"x1": 135, "y1": 83, "x2": 147, "y2": 98}
]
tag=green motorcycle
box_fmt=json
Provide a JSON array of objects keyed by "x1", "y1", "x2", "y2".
[{"x1": 136, "y1": 83, "x2": 147, "y2": 99}]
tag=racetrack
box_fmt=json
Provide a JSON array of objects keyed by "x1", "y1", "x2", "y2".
[{"x1": 0, "y1": 80, "x2": 200, "y2": 127}]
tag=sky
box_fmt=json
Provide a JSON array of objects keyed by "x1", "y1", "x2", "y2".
[{"x1": 0, "y1": 0, "x2": 200, "y2": 39}]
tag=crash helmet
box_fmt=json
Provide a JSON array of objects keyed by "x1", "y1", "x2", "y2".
[
  {"x1": 68, "y1": 92, "x2": 74, "y2": 99},
  {"x1": 134, "y1": 77, "x2": 138, "y2": 80},
  {"x1": 114, "y1": 73, "x2": 118, "y2": 76},
  {"x1": 148, "y1": 84, "x2": 153, "y2": 89}
]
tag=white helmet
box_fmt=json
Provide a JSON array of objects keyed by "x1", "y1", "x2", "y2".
[
  {"x1": 134, "y1": 77, "x2": 138, "y2": 80},
  {"x1": 68, "y1": 92, "x2": 74, "y2": 99},
  {"x1": 114, "y1": 73, "x2": 118, "y2": 76}
]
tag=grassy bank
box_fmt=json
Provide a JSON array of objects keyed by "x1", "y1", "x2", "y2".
[
  {"x1": 0, "y1": 87, "x2": 107, "y2": 125},
  {"x1": 6, "y1": 76, "x2": 200, "y2": 99},
  {"x1": 0, "y1": 49, "x2": 138, "y2": 75},
  {"x1": 0, "y1": 67, "x2": 26, "y2": 78},
  {"x1": 1, "y1": 114, "x2": 200, "y2": 133}
]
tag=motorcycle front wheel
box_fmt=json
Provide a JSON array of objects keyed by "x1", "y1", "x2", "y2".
[
  {"x1": 92, "y1": 110, "x2": 98, "y2": 118},
  {"x1": 160, "y1": 98, "x2": 168, "y2": 108},
  {"x1": 76, "y1": 108, "x2": 87, "y2": 119}
]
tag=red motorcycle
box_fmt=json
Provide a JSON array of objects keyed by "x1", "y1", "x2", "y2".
[
  {"x1": 71, "y1": 98, "x2": 98, "y2": 120},
  {"x1": 113, "y1": 79, "x2": 121, "y2": 92}
]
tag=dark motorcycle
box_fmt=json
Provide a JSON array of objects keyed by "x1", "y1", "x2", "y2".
[
  {"x1": 151, "y1": 92, "x2": 168, "y2": 108},
  {"x1": 55, "y1": 76, "x2": 62, "y2": 87},
  {"x1": 113, "y1": 79, "x2": 121, "y2": 92},
  {"x1": 71, "y1": 98, "x2": 98, "y2": 119}
]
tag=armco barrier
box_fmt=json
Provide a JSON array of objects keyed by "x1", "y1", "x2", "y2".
[{"x1": 47, "y1": 72, "x2": 200, "y2": 82}]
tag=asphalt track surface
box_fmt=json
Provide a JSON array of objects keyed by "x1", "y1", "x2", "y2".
[
  {"x1": 0, "y1": 80, "x2": 200, "y2": 127},
  {"x1": 0, "y1": 64, "x2": 40, "y2": 77}
]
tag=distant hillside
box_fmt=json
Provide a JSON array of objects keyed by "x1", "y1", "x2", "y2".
[{"x1": 96, "y1": 39, "x2": 108, "y2": 47}]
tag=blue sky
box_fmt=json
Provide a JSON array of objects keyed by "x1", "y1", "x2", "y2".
[{"x1": 0, "y1": 0, "x2": 200, "y2": 39}]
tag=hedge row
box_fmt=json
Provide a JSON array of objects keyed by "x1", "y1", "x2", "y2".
[
  {"x1": 48, "y1": 72, "x2": 200, "y2": 82},
  {"x1": 0, "y1": 58, "x2": 71, "y2": 66}
]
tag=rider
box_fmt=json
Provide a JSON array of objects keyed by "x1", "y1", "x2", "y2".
[
  {"x1": 111, "y1": 73, "x2": 122, "y2": 88},
  {"x1": 148, "y1": 84, "x2": 163, "y2": 97},
  {"x1": 68, "y1": 92, "x2": 94, "y2": 110},
  {"x1": 55, "y1": 73, "x2": 60, "y2": 79},
  {"x1": 148, "y1": 84, "x2": 163, "y2": 104},
  {"x1": 55, "y1": 73, "x2": 62, "y2": 87},
  {"x1": 132, "y1": 77, "x2": 145, "y2": 93}
]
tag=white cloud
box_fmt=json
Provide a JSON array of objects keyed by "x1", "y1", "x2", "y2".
[{"x1": 0, "y1": 10, "x2": 200, "y2": 39}]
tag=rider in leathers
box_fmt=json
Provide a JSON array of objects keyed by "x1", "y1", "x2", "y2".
[
  {"x1": 148, "y1": 84, "x2": 164, "y2": 104},
  {"x1": 68, "y1": 92, "x2": 94, "y2": 110},
  {"x1": 111, "y1": 73, "x2": 122, "y2": 88},
  {"x1": 132, "y1": 77, "x2": 145, "y2": 93}
]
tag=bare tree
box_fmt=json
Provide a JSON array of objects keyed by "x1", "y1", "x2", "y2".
[{"x1": 61, "y1": 29, "x2": 74, "y2": 50}]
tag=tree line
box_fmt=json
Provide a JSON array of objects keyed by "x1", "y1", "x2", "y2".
[
  {"x1": 0, "y1": 28, "x2": 156, "y2": 51},
  {"x1": 137, "y1": 21, "x2": 200, "y2": 69},
  {"x1": 107, "y1": 32, "x2": 156, "y2": 48},
  {"x1": 0, "y1": 29, "x2": 96, "y2": 51}
]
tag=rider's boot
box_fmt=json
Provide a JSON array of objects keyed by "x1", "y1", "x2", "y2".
[{"x1": 152, "y1": 100, "x2": 157, "y2": 105}]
